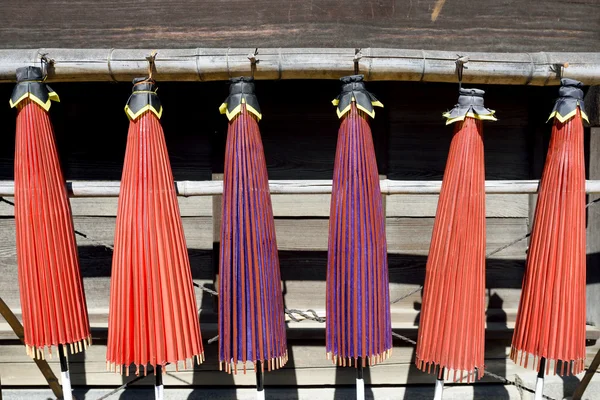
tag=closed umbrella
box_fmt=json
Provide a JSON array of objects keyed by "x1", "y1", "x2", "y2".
[
  {"x1": 106, "y1": 77, "x2": 204, "y2": 399},
  {"x1": 511, "y1": 79, "x2": 588, "y2": 400},
  {"x1": 219, "y1": 77, "x2": 288, "y2": 400},
  {"x1": 11, "y1": 66, "x2": 91, "y2": 400},
  {"x1": 327, "y1": 75, "x2": 391, "y2": 400},
  {"x1": 416, "y1": 88, "x2": 496, "y2": 398}
]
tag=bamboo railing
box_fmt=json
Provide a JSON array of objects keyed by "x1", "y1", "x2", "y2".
[
  {"x1": 1, "y1": 180, "x2": 600, "y2": 197},
  {"x1": 0, "y1": 48, "x2": 599, "y2": 85}
]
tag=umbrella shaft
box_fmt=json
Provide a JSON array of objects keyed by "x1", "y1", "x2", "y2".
[
  {"x1": 256, "y1": 361, "x2": 264, "y2": 400},
  {"x1": 356, "y1": 357, "x2": 364, "y2": 400},
  {"x1": 434, "y1": 368, "x2": 444, "y2": 400},
  {"x1": 155, "y1": 365, "x2": 164, "y2": 400},
  {"x1": 535, "y1": 358, "x2": 546, "y2": 400},
  {"x1": 58, "y1": 345, "x2": 72, "y2": 400}
]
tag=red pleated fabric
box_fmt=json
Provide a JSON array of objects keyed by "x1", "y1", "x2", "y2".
[
  {"x1": 416, "y1": 117, "x2": 486, "y2": 382},
  {"x1": 107, "y1": 110, "x2": 203, "y2": 375},
  {"x1": 326, "y1": 103, "x2": 392, "y2": 367},
  {"x1": 14, "y1": 99, "x2": 91, "y2": 359},
  {"x1": 510, "y1": 109, "x2": 586, "y2": 376},
  {"x1": 219, "y1": 105, "x2": 288, "y2": 374}
]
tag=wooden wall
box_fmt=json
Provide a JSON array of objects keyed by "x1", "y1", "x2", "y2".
[
  {"x1": 1, "y1": 0, "x2": 599, "y2": 52},
  {"x1": 0, "y1": 80, "x2": 598, "y2": 394}
]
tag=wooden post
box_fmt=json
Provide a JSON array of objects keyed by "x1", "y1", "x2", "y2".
[
  {"x1": 0, "y1": 297, "x2": 63, "y2": 399},
  {"x1": 585, "y1": 86, "x2": 600, "y2": 326}
]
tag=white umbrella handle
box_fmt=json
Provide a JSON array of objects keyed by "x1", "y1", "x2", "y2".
[
  {"x1": 59, "y1": 345, "x2": 72, "y2": 400},
  {"x1": 155, "y1": 365, "x2": 164, "y2": 400}
]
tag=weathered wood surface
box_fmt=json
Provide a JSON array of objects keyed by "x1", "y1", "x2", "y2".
[
  {"x1": 0, "y1": 193, "x2": 529, "y2": 218},
  {"x1": 2, "y1": 341, "x2": 599, "y2": 388},
  {"x1": 1, "y1": 80, "x2": 598, "y2": 392},
  {"x1": 0, "y1": 1, "x2": 598, "y2": 52},
  {"x1": 587, "y1": 126, "x2": 600, "y2": 327},
  {"x1": 0, "y1": 217, "x2": 529, "y2": 310}
]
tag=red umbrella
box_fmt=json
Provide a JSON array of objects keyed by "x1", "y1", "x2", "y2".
[
  {"x1": 327, "y1": 75, "x2": 390, "y2": 399},
  {"x1": 511, "y1": 79, "x2": 588, "y2": 395},
  {"x1": 415, "y1": 88, "x2": 496, "y2": 391},
  {"x1": 218, "y1": 77, "x2": 288, "y2": 398},
  {"x1": 106, "y1": 78, "x2": 204, "y2": 387},
  {"x1": 11, "y1": 66, "x2": 90, "y2": 400}
]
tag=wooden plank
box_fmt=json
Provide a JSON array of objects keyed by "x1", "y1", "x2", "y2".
[
  {"x1": 0, "y1": 195, "x2": 331, "y2": 217},
  {"x1": 0, "y1": 1, "x2": 598, "y2": 51},
  {"x1": 0, "y1": 351, "x2": 596, "y2": 387},
  {"x1": 0, "y1": 217, "x2": 213, "y2": 252},
  {"x1": 386, "y1": 194, "x2": 528, "y2": 218},
  {"x1": 0, "y1": 217, "x2": 529, "y2": 310},
  {"x1": 386, "y1": 217, "x2": 528, "y2": 258},
  {"x1": 0, "y1": 196, "x2": 213, "y2": 217}
]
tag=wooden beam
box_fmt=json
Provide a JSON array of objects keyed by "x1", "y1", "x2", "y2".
[
  {"x1": 0, "y1": 297, "x2": 63, "y2": 399},
  {"x1": 572, "y1": 347, "x2": 600, "y2": 400}
]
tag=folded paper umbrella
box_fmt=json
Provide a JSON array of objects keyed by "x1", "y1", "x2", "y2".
[
  {"x1": 219, "y1": 77, "x2": 288, "y2": 400},
  {"x1": 11, "y1": 66, "x2": 91, "y2": 400},
  {"x1": 511, "y1": 79, "x2": 588, "y2": 399},
  {"x1": 106, "y1": 77, "x2": 204, "y2": 398},
  {"x1": 326, "y1": 75, "x2": 391, "y2": 400},
  {"x1": 415, "y1": 88, "x2": 496, "y2": 398}
]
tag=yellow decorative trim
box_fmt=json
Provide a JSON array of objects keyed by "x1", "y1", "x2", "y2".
[
  {"x1": 356, "y1": 103, "x2": 376, "y2": 119},
  {"x1": 219, "y1": 102, "x2": 228, "y2": 115},
  {"x1": 548, "y1": 104, "x2": 589, "y2": 124},
  {"x1": 443, "y1": 111, "x2": 497, "y2": 125},
  {"x1": 48, "y1": 91, "x2": 60, "y2": 102},
  {"x1": 9, "y1": 92, "x2": 29, "y2": 108},
  {"x1": 244, "y1": 103, "x2": 262, "y2": 121},
  {"x1": 9, "y1": 92, "x2": 56, "y2": 110},
  {"x1": 29, "y1": 95, "x2": 52, "y2": 111},
  {"x1": 220, "y1": 99, "x2": 262, "y2": 121},
  {"x1": 336, "y1": 104, "x2": 351, "y2": 119},
  {"x1": 124, "y1": 104, "x2": 163, "y2": 121},
  {"x1": 336, "y1": 98, "x2": 383, "y2": 119}
]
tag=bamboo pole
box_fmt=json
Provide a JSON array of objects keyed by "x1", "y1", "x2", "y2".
[
  {"x1": 2, "y1": 179, "x2": 600, "y2": 197},
  {"x1": 1, "y1": 48, "x2": 599, "y2": 85}
]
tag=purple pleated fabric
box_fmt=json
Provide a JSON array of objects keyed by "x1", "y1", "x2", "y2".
[
  {"x1": 326, "y1": 103, "x2": 392, "y2": 367},
  {"x1": 219, "y1": 104, "x2": 288, "y2": 374}
]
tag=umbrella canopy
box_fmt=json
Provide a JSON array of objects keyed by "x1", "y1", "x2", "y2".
[
  {"x1": 415, "y1": 88, "x2": 496, "y2": 382},
  {"x1": 218, "y1": 77, "x2": 288, "y2": 374},
  {"x1": 510, "y1": 79, "x2": 588, "y2": 376},
  {"x1": 326, "y1": 75, "x2": 392, "y2": 367},
  {"x1": 11, "y1": 66, "x2": 91, "y2": 359},
  {"x1": 106, "y1": 78, "x2": 203, "y2": 375}
]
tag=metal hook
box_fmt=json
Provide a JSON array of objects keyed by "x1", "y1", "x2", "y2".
[
  {"x1": 248, "y1": 48, "x2": 259, "y2": 78},
  {"x1": 550, "y1": 62, "x2": 569, "y2": 80},
  {"x1": 38, "y1": 52, "x2": 55, "y2": 81},
  {"x1": 455, "y1": 54, "x2": 469, "y2": 91},
  {"x1": 146, "y1": 50, "x2": 158, "y2": 80},
  {"x1": 354, "y1": 48, "x2": 362, "y2": 75}
]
